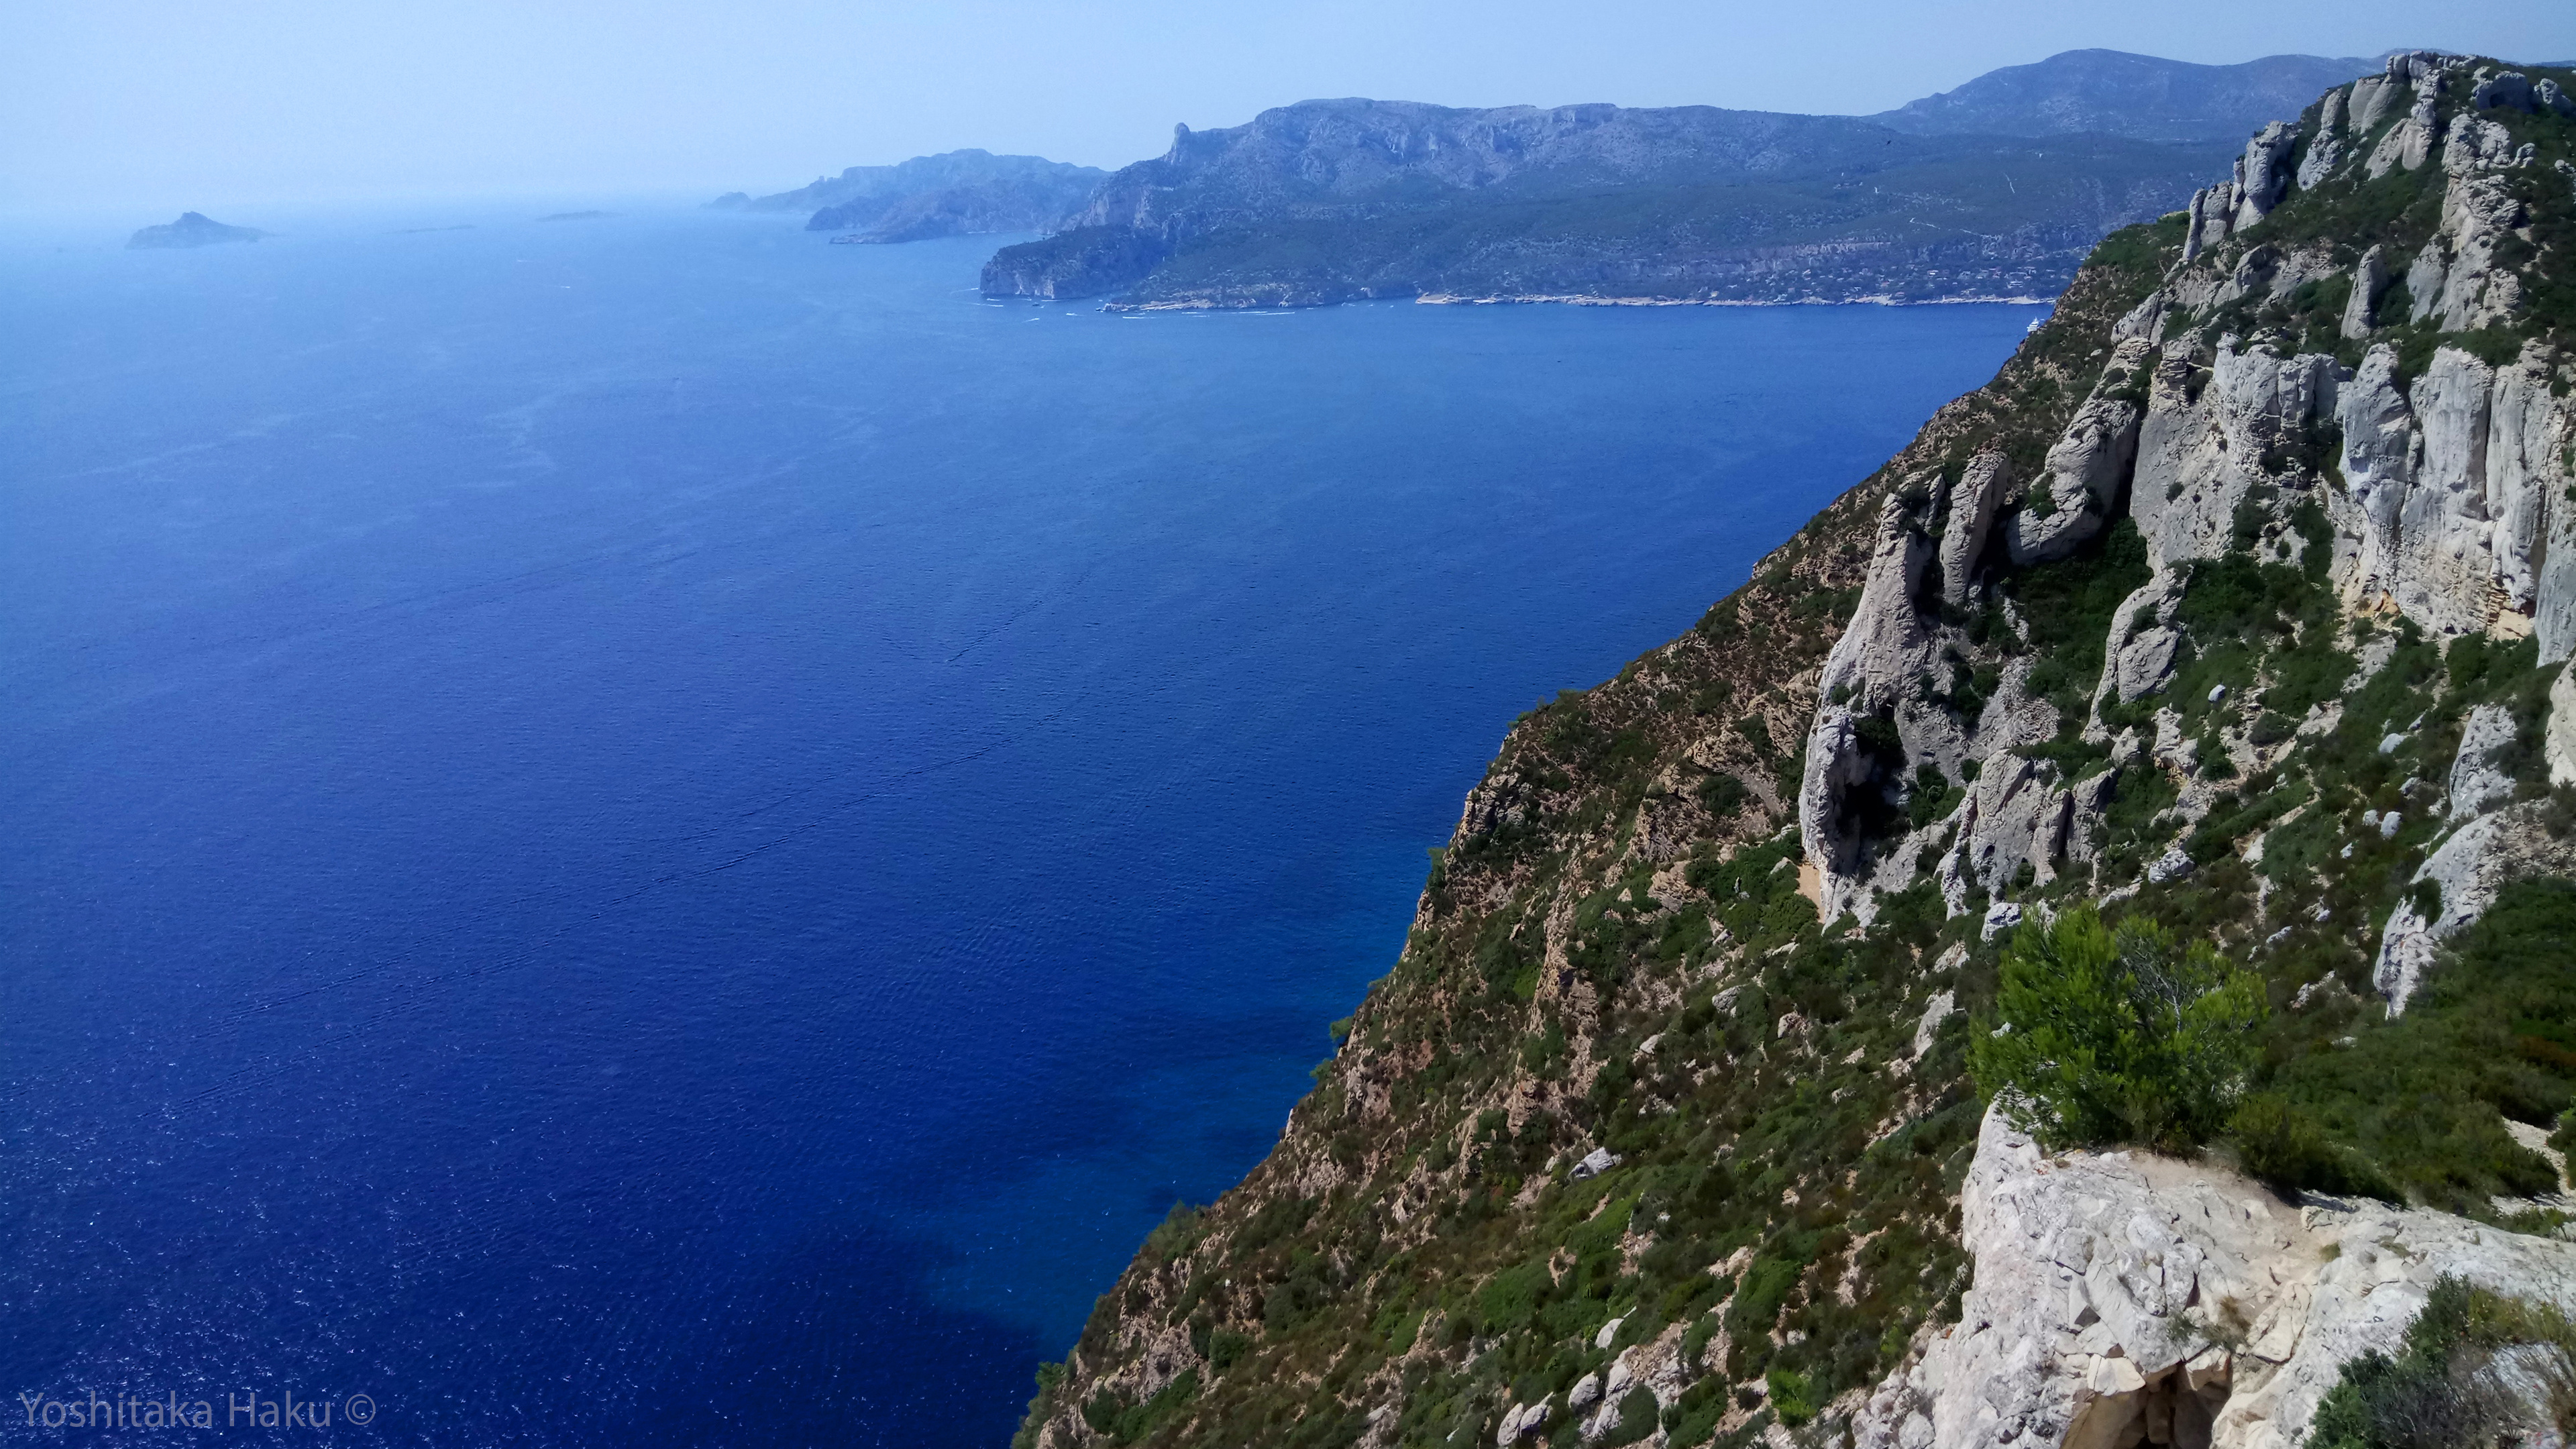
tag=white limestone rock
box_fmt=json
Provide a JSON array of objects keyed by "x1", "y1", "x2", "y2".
[
  {"x1": 1843, "y1": 1106, "x2": 2576, "y2": 1449},
  {"x1": 1497, "y1": 1398, "x2": 1550, "y2": 1443},
  {"x1": 2117, "y1": 626, "x2": 2182, "y2": 703},
  {"x1": 2340, "y1": 244, "x2": 2387, "y2": 339},
  {"x1": 2131, "y1": 342, "x2": 2339, "y2": 571},
  {"x1": 2473, "y1": 71, "x2": 2534, "y2": 113},
  {"x1": 1913, "y1": 991, "x2": 1957, "y2": 1060},
  {"x1": 2296, "y1": 90, "x2": 2346, "y2": 191},
  {"x1": 1569, "y1": 1146, "x2": 1619, "y2": 1181},
  {"x1": 2330, "y1": 344, "x2": 2575, "y2": 644},
  {"x1": 2008, "y1": 380, "x2": 2145, "y2": 566},
  {"x1": 1935, "y1": 753, "x2": 2068, "y2": 912},
  {"x1": 2549, "y1": 665, "x2": 2576, "y2": 785},
  {"x1": 2375, "y1": 802, "x2": 2576, "y2": 1010},
  {"x1": 2233, "y1": 123, "x2": 2301, "y2": 229},
  {"x1": 2427, "y1": 172, "x2": 2527, "y2": 332},
  {"x1": 1819, "y1": 492, "x2": 1939, "y2": 710},
  {"x1": 2448, "y1": 702, "x2": 2520, "y2": 820},
  {"x1": 2349, "y1": 73, "x2": 2400, "y2": 135},
  {"x1": 1940, "y1": 452, "x2": 2012, "y2": 607}
]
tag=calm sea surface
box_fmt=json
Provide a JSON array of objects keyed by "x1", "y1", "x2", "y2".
[{"x1": 0, "y1": 204, "x2": 2041, "y2": 1444}]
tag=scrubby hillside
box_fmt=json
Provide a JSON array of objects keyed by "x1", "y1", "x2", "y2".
[{"x1": 1016, "y1": 54, "x2": 2576, "y2": 1449}]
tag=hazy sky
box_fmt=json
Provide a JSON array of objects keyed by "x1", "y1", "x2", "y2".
[{"x1": 6, "y1": 0, "x2": 2573, "y2": 213}]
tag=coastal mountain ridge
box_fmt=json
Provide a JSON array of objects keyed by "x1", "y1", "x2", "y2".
[
  {"x1": 1012, "y1": 51, "x2": 2576, "y2": 1449},
  {"x1": 1864, "y1": 50, "x2": 2381, "y2": 144},
  {"x1": 974, "y1": 50, "x2": 2402, "y2": 311},
  {"x1": 977, "y1": 99, "x2": 2220, "y2": 310},
  {"x1": 708, "y1": 148, "x2": 1106, "y2": 243}
]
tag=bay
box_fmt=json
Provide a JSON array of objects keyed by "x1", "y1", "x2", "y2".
[{"x1": 0, "y1": 205, "x2": 2039, "y2": 1444}]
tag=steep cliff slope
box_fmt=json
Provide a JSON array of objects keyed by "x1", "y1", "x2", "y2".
[
  {"x1": 980, "y1": 99, "x2": 2218, "y2": 309},
  {"x1": 1017, "y1": 54, "x2": 2576, "y2": 1449}
]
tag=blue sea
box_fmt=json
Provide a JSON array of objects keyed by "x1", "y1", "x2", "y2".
[{"x1": 0, "y1": 203, "x2": 2041, "y2": 1444}]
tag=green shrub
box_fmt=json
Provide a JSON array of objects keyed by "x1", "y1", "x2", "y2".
[
  {"x1": 1971, "y1": 907, "x2": 2266, "y2": 1152},
  {"x1": 1767, "y1": 1368, "x2": 1818, "y2": 1426},
  {"x1": 1601, "y1": 1387, "x2": 1660, "y2": 1446},
  {"x1": 1699, "y1": 773, "x2": 1750, "y2": 818},
  {"x1": 1475, "y1": 1260, "x2": 1548, "y2": 1336},
  {"x1": 2229, "y1": 1093, "x2": 2400, "y2": 1201},
  {"x1": 2258, "y1": 879, "x2": 2576, "y2": 1214},
  {"x1": 2310, "y1": 1277, "x2": 2576, "y2": 1449}
]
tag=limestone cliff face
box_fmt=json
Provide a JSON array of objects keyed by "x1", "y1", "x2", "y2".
[
  {"x1": 1802, "y1": 52, "x2": 2576, "y2": 984},
  {"x1": 1018, "y1": 54, "x2": 2576, "y2": 1449}
]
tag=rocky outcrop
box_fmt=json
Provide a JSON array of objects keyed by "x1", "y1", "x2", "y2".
[
  {"x1": 2008, "y1": 361, "x2": 2146, "y2": 565},
  {"x1": 2375, "y1": 796, "x2": 2576, "y2": 1012},
  {"x1": 1941, "y1": 453, "x2": 2015, "y2": 604},
  {"x1": 1809, "y1": 48, "x2": 2576, "y2": 998},
  {"x1": 2336, "y1": 346, "x2": 2575, "y2": 648},
  {"x1": 2339, "y1": 245, "x2": 2386, "y2": 339},
  {"x1": 1851, "y1": 1108, "x2": 2576, "y2": 1449},
  {"x1": 2232, "y1": 123, "x2": 2302, "y2": 229},
  {"x1": 2295, "y1": 89, "x2": 2347, "y2": 193}
]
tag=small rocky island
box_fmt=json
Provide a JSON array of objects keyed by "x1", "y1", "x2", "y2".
[{"x1": 126, "y1": 213, "x2": 266, "y2": 249}]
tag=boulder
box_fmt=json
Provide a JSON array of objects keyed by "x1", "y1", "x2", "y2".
[{"x1": 1569, "y1": 1146, "x2": 1621, "y2": 1181}]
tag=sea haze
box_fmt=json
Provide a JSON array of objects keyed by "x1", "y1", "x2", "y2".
[{"x1": 0, "y1": 207, "x2": 2041, "y2": 1444}]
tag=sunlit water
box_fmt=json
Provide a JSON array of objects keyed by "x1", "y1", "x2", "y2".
[{"x1": 0, "y1": 204, "x2": 2041, "y2": 1444}]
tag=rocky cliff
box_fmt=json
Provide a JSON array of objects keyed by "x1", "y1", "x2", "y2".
[
  {"x1": 1016, "y1": 54, "x2": 2576, "y2": 1449},
  {"x1": 979, "y1": 99, "x2": 2222, "y2": 310}
]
